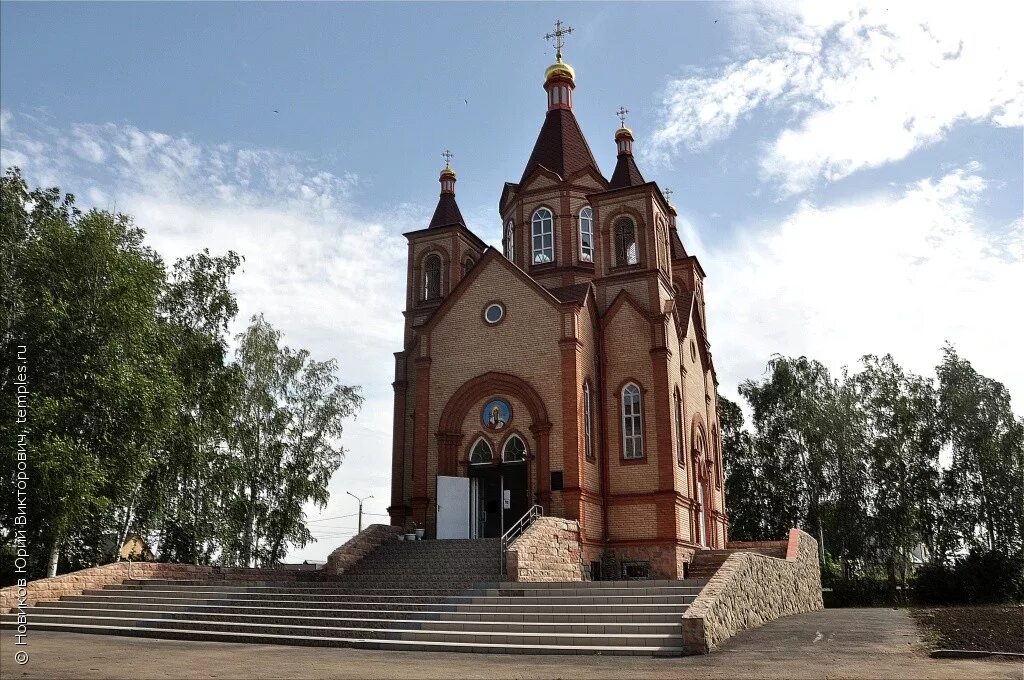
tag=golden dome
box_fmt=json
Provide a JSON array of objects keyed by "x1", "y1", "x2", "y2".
[
  {"x1": 615, "y1": 125, "x2": 634, "y2": 139},
  {"x1": 544, "y1": 58, "x2": 576, "y2": 83},
  {"x1": 439, "y1": 166, "x2": 456, "y2": 179}
]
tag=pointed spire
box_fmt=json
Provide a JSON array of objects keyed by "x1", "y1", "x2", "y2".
[
  {"x1": 428, "y1": 150, "x2": 466, "y2": 229},
  {"x1": 609, "y1": 107, "x2": 645, "y2": 188}
]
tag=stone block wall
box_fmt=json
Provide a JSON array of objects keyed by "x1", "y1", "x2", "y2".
[
  {"x1": 322, "y1": 524, "x2": 403, "y2": 576},
  {"x1": 505, "y1": 517, "x2": 585, "y2": 582},
  {"x1": 681, "y1": 528, "x2": 823, "y2": 654},
  {"x1": 0, "y1": 562, "x2": 303, "y2": 613}
]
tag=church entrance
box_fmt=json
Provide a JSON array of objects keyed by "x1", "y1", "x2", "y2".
[{"x1": 468, "y1": 461, "x2": 528, "y2": 538}]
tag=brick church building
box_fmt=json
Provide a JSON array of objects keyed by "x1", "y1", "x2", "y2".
[{"x1": 388, "y1": 40, "x2": 727, "y2": 579}]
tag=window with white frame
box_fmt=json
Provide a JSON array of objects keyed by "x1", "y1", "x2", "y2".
[
  {"x1": 531, "y1": 208, "x2": 554, "y2": 264},
  {"x1": 579, "y1": 206, "x2": 593, "y2": 262},
  {"x1": 621, "y1": 383, "x2": 644, "y2": 459},
  {"x1": 469, "y1": 438, "x2": 493, "y2": 464},
  {"x1": 504, "y1": 220, "x2": 515, "y2": 261},
  {"x1": 583, "y1": 382, "x2": 594, "y2": 459},
  {"x1": 502, "y1": 434, "x2": 527, "y2": 462}
]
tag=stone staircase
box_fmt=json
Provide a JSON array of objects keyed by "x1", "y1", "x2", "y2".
[{"x1": 2, "y1": 538, "x2": 707, "y2": 655}]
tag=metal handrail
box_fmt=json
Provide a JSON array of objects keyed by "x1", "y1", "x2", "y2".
[{"x1": 499, "y1": 504, "x2": 544, "y2": 575}]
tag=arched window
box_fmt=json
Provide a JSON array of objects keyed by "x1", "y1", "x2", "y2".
[
  {"x1": 504, "y1": 220, "x2": 515, "y2": 261},
  {"x1": 461, "y1": 255, "x2": 475, "y2": 277},
  {"x1": 531, "y1": 208, "x2": 554, "y2": 264},
  {"x1": 502, "y1": 434, "x2": 527, "y2": 462},
  {"x1": 621, "y1": 383, "x2": 644, "y2": 459},
  {"x1": 583, "y1": 382, "x2": 594, "y2": 459},
  {"x1": 712, "y1": 426, "x2": 721, "y2": 488},
  {"x1": 469, "y1": 437, "x2": 493, "y2": 464},
  {"x1": 579, "y1": 206, "x2": 594, "y2": 262},
  {"x1": 422, "y1": 253, "x2": 442, "y2": 300},
  {"x1": 614, "y1": 218, "x2": 638, "y2": 266},
  {"x1": 675, "y1": 389, "x2": 685, "y2": 466},
  {"x1": 694, "y1": 426, "x2": 707, "y2": 465}
]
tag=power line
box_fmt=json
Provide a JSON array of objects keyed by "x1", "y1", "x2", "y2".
[{"x1": 306, "y1": 513, "x2": 359, "y2": 524}]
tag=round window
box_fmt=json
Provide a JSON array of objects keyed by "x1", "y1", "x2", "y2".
[{"x1": 484, "y1": 302, "x2": 505, "y2": 325}]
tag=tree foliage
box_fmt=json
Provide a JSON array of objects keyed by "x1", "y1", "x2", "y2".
[
  {"x1": 722, "y1": 350, "x2": 1023, "y2": 600},
  {"x1": 1, "y1": 168, "x2": 362, "y2": 579}
]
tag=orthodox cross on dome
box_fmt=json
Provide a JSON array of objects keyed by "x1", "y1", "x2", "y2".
[
  {"x1": 441, "y1": 149, "x2": 454, "y2": 169},
  {"x1": 544, "y1": 19, "x2": 574, "y2": 60},
  {"x1": 664, "y1": 187, "x2": 674, "y2": 203},
  {"x1": 616, "y1": 106, "x2": 630, "y2": 127}
]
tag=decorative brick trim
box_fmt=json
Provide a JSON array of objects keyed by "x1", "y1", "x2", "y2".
[
  {"x1": 505, "y1": 517, "x2": 585, "y2": 582},
  {"x1": 681, "y1": 528, "x2": 824, "y2": 654},
  {"x1": 323, "y1": 524, "x2": 404, "y2": 576}
]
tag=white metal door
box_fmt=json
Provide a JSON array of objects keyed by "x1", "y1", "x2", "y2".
[{"x1": 436, "y1": 475, "x2": 470, "y2": 539}]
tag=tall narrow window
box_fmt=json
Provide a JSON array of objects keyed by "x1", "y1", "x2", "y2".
[
  {"x1": 531, "y1": 208, "x2": 554, "y2": 264},
  {"x1": 469, "y1": 437, "x2": 493, "y2": 464},
  {"x1": 621, "y1": 383, "x2": 644, "y2": 459},
  {"x1": 579, "y1": 206, "x2": 594, "y2": 262},
  {"x1": 712, "y1": 426, "x2": 721, "y2": 488},
  {"x1": 675, "y1": 390, "x2": 685, "y2": 466},
  {"x1": 461, "y1": 255, "x2": 475, "y2": 277},
  {"x1": 614, "y1": 218, "x2": 638, "y2": 266},
  {"x1": 423, "y1": 254, "x2": 442, "y2": 300},
  {"x1": 583, "y1": 382, "x2": 594, "y2": 459},
  {"x1": 504, "y1": 220, "x2": 515, "y2": 261},
  {"x1": 502, "y1": 434, "x2": 527, "y2": 462}
]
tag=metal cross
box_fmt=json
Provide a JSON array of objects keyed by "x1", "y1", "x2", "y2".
[
  {"x1": 664, "y1": 187, "x2": 674, "y2": 203},
  {"x1": 442, "y1": 149, "x2": 454, "y2": 169},
  {"x1": 616, "y1": 106, "x2": 630, "y2": 127},
  {"x1": 544, "y1": 19, "x2": 574, "y2": 60}
]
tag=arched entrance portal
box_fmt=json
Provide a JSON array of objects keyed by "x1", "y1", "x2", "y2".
[{"x1": 437, "y1": 373, "x2": 550, "y2": 539}]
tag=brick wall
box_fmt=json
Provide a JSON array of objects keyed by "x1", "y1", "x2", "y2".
[
  {"x1": 0, "y1": 562, "x2": 304, "y2": 613},
  {"x1": 505, "y1": 516, "x2": 585, "y2": 582},
  {"x1": 681, "y1": 528, "x2": 824, "y2": 654},
  {"x1": 322, "y1": 524, "x2": 403, "y2": 575}
]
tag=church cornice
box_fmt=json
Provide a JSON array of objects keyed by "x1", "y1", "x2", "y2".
[{"x1": 403, "y1": 223, "x2": 488, "y2": 251}]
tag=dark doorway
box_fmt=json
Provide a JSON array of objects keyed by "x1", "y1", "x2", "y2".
[{"x1": 468, "y1": 462, "x2": 528, "y2": 538}]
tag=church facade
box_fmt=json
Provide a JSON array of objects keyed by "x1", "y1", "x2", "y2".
[{"x1": 388, "y1": 47, "x2": 727, "y2": 579}]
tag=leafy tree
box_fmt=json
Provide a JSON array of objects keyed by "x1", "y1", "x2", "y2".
[
  {"x1": 135, "y1": 250, "x2": 243, "y2": 564},
  {"x1": 853, "y1": 355, "x2": 940, "y2": 596},
  {"x1": 936, "y1": 345, "x2": 1024, "y2": 554},
  {"x1": 223, "y1": 315, "x2": 362, "y2": 567},
  {"x1": 0, "y1": 168, "x2": 174, "y2": 576},
  {"x1": 720, "y1": 395, "x2": 772, "y2": 540}
]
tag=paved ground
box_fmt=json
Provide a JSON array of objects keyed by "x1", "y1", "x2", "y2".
[{"x1": 2, "y1": 608, "x2": 1021, "y2": 679}]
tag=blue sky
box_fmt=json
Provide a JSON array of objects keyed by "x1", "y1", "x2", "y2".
[{"x1": 3, "y1": 2, "x2": 1021, "y2": 558}]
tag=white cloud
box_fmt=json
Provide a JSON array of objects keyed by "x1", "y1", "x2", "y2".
[
  {"x1": 697, "y1": 164, "x2": 1024, "y2": 412},
  {"x1": 646, "y1": 2, "x2": 1024, "y2": 194},
  {"x1": 2, "y1": 111, "x2": 414, "y2": 560}
]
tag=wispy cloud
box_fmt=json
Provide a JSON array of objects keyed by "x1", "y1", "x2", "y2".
[
  {"x1": 2, "y1": 110, "x2": 416, "y2": 558},
  {"x1": 645, "y1": 2, "x2": 1024, "y2": 195},
  {"x1": 699, "y1": 163, "x2": 1024, "y2": 407}
]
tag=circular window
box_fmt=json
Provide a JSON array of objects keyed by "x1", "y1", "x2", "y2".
[{"x1": 484, "y1": 302, "x2": 505, "y2": 325}]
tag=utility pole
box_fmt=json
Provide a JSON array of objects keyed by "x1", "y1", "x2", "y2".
[{"x1": 347, "y1": 491, "x2": 373, "y2": 534}]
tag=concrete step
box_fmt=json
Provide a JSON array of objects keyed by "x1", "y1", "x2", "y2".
[
  {"x1": 34, "y1": 601, "x2": 685, "y2": 622},
  {"x1": 0, "y1": 620, "x2": 683, "y2": 655},
  {"x1": 14, "y1": 608, "x2": 683, "y2": 635},
  {"x1": 110, "y1": 583, "x2": 702, "y2": 598},
  {"x1": 1, "y1": 614, "x2": 681, "y2": 649}
]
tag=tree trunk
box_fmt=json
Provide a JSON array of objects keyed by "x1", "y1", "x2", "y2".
[{"x1": 46, "y1": 539, "x2": 60, "y2": 577}]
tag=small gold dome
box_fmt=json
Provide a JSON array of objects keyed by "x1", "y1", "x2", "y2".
[
  {"x1": 440, "y1": 167, "x2": 456, "y2": 179},
  {"x1": 615, "y1": 125, "x2": 634, "y2": 139},
  {"x1": 544, "y1": 58, "x2": 576, "y2": 83}
]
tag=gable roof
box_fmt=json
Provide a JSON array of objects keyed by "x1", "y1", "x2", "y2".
[
  {"x1": 520, "y1": 108, "x2": 604, "y2": 184},
  {"x1": 428, "y1": 192, "x2": 466, "y2": 229},
  {"x1": 670, "y1": 227, "x2": 688, "y2": 259}
]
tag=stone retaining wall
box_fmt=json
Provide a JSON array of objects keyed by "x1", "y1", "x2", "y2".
[
  {"x1": 505, "y1": 517, "x2": 585, "y2": 582},
  {"x1": 322, "y1": 524, "x2": 403, "y2": 576},
  {"x1": 0, "y1": 562, "x2": 302, "y2": 613},
  {"x1": 681, "y1": 528, "x2": 824, "y2": 654}
]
